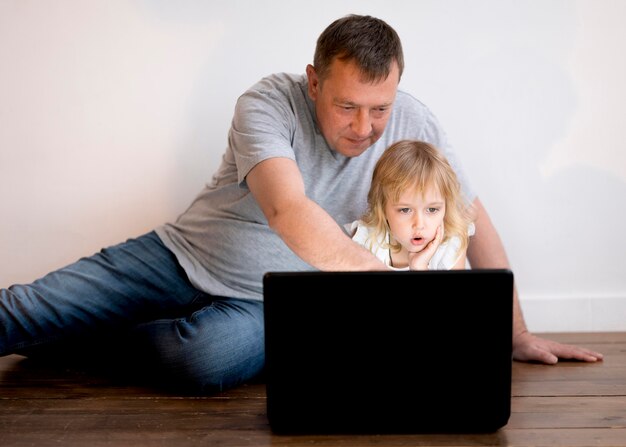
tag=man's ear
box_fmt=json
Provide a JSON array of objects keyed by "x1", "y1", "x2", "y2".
[{"x1": 306, "y1": 64, "x2": 319, "y2": 100}]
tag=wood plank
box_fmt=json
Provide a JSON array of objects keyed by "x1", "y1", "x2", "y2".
[
  {"x1": 513, "y1": 380, "x2": 626, "y2": 397},
  {"x1": 509, "y1": 396, "x2": 626, "y2": 428},
  {"x1": 503, "y1": 428, "x2": 626, "y2": 447},
  {"x1": 536, "y1": 332, "x2": 626, "y2": 344},
  {"x1": 3, "y1": 427, "x2": 626, "y2": 447}
]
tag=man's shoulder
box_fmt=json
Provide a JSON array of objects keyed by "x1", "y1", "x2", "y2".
[
  {"x1": 382, "y1": 89, "x2": 443, "y2": 144},
  {"x1": 248, "y1": 72, "x2": 307, "y2": 93},
  {"x1": 234, "y1": 73, "x2": 309, "y2": 125},
  {"x1": 394, "y1": 89, "x2": 433, "y2": 114}
]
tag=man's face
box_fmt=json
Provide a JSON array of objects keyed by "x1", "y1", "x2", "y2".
[{"x1": 306, "y1": 58, "x2": 399, "y2": 158}]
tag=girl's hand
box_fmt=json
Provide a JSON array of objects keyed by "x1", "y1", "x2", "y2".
[{"x1": 408, "y1": 225, "x2": 443, "y2": 270}]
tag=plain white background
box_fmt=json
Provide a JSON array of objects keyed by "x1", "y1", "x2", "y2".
[{"x1": 1, "y1": 0, "x2": 625, "y2": 332}]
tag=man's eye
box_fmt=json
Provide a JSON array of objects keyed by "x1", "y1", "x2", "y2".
[{"x1": 371, "y1": 108, "x2": 388, "y2": 118}]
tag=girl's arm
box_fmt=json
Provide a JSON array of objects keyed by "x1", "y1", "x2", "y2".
[{"x1": 451, "y1": 252, "x2": 467, "y2": 270}]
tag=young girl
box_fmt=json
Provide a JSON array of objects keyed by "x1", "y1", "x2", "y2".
[{"x1": 346, "y1": 140, "x2": 475, "y2": 270}]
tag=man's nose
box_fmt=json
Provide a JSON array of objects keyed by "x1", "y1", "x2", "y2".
[{"x1": 352, "y1": 109, "x2": 372, "y2": 137}]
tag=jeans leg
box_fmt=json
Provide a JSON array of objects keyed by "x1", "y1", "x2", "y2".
[
  {"x1": 133, "y1": 297, "x2": 265, "y2": 394},
  {"x1": 2, "y1": 231, "x2": 265, "y2": 395},
  {"x1": 1, "y1": 231, "x2": 201, "y2": 355}
]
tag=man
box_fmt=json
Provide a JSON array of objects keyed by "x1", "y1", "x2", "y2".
[{"x1": 0, "y1": 14, "x2": 602, "y2": 394}]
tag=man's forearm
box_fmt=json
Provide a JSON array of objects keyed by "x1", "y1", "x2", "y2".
[
  {"x1": 247, "y1": 157, "x2": 388, "y2": 272},
  {"x1": 269, "y1": 198, "x2": 388, "y2": 271},
  {"x1": 466, "y1": 198, "x2": 528, "y2": 338}
]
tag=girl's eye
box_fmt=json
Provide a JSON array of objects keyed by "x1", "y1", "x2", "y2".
[
  {"x1": 399, "y1": 208, "x2": 411, "y2": 214},
  {"x1": 427, "y1": 207, "x2": 440, "y2": 214}
]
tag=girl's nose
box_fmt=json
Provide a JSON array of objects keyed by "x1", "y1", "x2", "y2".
[{"x1": 412, "y1": 214, "x2": 424, "y2": 230}]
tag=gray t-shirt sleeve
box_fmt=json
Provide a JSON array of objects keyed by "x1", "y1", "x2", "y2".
[{"x1": 229, "y1": 82, "x2": 297, "y2": 185}]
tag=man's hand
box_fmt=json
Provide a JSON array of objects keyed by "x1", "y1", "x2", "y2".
[{"x1": 513, "y1": 330, "x2": 604, "y2": 364}]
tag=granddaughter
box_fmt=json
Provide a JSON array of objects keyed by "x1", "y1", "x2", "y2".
[{"x1": 346, "y1": 139, "x2": 475, "y2": 271}]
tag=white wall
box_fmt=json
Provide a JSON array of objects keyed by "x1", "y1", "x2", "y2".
[{"x1": 1, "y1": 0, "x2": 625, "y2": 332}]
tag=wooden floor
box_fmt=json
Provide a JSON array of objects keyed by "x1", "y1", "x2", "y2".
[{"x1": 1, "y1": 332, "x2": 624, "y2": 446}]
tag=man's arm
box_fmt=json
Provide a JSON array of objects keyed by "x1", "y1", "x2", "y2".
[
  {"x1": 467, "y1": 197, "x2": 603, "y2": 363},
  {"x1": 246, "y1": 157, "x2": 389, "y2": 271}
]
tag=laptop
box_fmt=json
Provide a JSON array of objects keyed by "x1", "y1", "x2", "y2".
[{"x1": 262, "y1": 269, "x2": 513, "y2": 434}]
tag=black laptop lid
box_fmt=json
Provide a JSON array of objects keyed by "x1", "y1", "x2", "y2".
[{"x1": 263, "y1": 269, "x2": 514, "y2": 434}]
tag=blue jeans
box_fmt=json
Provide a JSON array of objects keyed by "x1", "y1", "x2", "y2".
[{"x1": 0, "y1": 231, "x2": 265, "y2": 394}]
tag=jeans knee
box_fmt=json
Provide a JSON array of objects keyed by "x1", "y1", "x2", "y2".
[{"x1": 141, "y1": 317, "x2": 265, "y2": 394}]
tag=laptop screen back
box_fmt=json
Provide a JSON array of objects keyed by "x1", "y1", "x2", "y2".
[{"x1": 263, "y1": 269, "x2": 514, "y2": 434}]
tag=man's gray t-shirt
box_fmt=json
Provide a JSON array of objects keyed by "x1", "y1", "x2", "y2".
[{"x1": 156, "y1": 73, "x2": 475, "y2": 301}]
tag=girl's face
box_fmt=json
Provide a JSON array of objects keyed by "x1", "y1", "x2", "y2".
[{"x1": 384, "y1": 183, "x2": 446, "y2": 255}]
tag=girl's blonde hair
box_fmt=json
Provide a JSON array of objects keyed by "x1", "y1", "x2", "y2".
[{"x1": 362, "y1": 140, "x2": 474, "y2": 255}]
